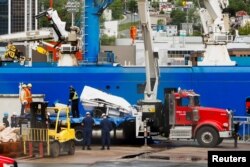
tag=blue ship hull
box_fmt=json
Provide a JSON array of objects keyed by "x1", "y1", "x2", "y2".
[{"x1": 0, "y1": 64, "x2": 249, "y2": 117}]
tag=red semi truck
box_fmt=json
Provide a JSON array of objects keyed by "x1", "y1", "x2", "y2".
[
  {"x1": 246, "y1": 97, "x2": 250, "y2": 114},
  {"x1": 162, "y1": 88, "x2": 233, "y2": 147},
  {"x1": 0, "y1": 156, "x2": 17, "y2": 167}
]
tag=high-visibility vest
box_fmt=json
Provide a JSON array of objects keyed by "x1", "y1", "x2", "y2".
[
  {"x1": 130, "y1": 26, "x2": 137, "y2": 40},
  {"x1": 72, "y1": 91, "x2": 78, "y2": 100},
  {"x1": 25, "y1": 88, "x2": 32, "y2": 109},
  {"x1": 19, "y1": 88, "x2": 31, "y2": 109},
  {"x1": 4, "y1": 44, "x2": 17, "y2": 59}
]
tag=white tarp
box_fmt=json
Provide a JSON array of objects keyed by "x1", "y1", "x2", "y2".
[{"x1": 80, "y1": 86, "x2": 134, "y2": 114}]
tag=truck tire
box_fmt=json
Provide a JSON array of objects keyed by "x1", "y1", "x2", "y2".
[
  {"x1": 216, "y1": 138, "x2": 223, "y2": 146},
  {"x1": 74, "y1": 126, "x2": 83, "y2": 145},
  {"x1": 68, "y1": 140, "x2": 75, "y2": 155},
  {"x1": 50, "y1": 142, "x2": 60, "y2": 157},
  {"x1": 196, "y1": 126, "x2": 219, "y2": 147}
]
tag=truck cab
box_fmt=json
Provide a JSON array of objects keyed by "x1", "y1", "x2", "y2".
[
  {"x1": 0, "y1": 156, "x2": 17, "y2": 167},
  {"x1": 167, "y1": 88, "x2": 233, "y2": 147},
  {"x1": 246, "y1": 97, "x2": 250, "y2": 114}
]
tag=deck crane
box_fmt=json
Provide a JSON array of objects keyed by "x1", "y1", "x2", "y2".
[
  {"x1": 0, "y1": 8, "x2": 82, "y2": 66},
  {"x1": 197, "y1": 0, "x2": 236, "y2": 66},
  {"x1": 80, "y1": 0, "x2": 162, "y2": 141},
  {"x1": 135, "y1": 0, "x2": 162, "y2": 139}
]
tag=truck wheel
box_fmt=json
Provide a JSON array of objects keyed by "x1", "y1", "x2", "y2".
[
  {"x1": 196, "y1": 126, "x2": 219, "y2": 147},
  {"x1": 50, "y1": 142, "x2": 60, "y2": 157},
  {"x1": 68, "y1": 140, "x2": 75, "y2": 155},
  {"x1": 74, "y1": 126, "x2": 83, "y2": 145},
  {"x1": 216, "y1": 138, "x2": 223, "y2": 146}
]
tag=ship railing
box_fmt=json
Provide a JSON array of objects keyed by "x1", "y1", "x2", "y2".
[
  {"x1": 206, "y1": 34, "x2": 234, "y2": 44},
  {"x1": 214, "y1": 35, "x2": 234, "y2": 43},
  {"x1": 233, "y1": 116, "x2": 250, "y2": 142}
]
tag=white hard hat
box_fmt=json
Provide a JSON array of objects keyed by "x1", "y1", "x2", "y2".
[
  {"x1": 86, "y1": 112, "x2": 90, "y2": 115},
  {"x1": 27, "y1": 83, "x2": 32, "y2": 87},
  {"x1": 22, "y1": 84, "x2": 27, "y2": 88},
  {"x1": 101, "y1": 113, "x2": 106, "y2": 117}
]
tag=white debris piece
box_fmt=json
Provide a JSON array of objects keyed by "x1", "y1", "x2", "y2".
[
  {"x1": 0, "y1": 127, "x2": 20, "y2": 142},
  {"x1": 0, "y1": 123, "x2": 5, "y2": 131},
  {"x1": 80, "y1": 86, "x2": 135, "y2": 115}
]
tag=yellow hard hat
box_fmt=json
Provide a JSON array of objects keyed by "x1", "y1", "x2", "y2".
[
  {"x1": 22, "y1": 84, "x2": 27, "y2": 88},
  {"x1": 36, "y1": 46, "x2": 48, "y2": 55}
]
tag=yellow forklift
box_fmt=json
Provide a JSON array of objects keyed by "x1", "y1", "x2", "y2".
[{"x1": 21, "y1": 102, "x2": 75, "y2": 157}]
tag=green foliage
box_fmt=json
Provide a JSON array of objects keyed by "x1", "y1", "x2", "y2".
[
  {"x1": 192, "y1": 30, "x2": 202, "y2": 36},
  {"x1": 157, "y1": 19, "x2": 165, "y2": 25},
  {"x1": 109, "y1": 0, "x2": 123, "y2": 20},
  {"x1": 39, "y1": 0, "x2": 82, "y2": 29},
  {"x1": 101, "y1": 34, "x2": 116, "y2": 45},
  {"x1": 159, "y1": 10, "x2": 165, "y2": 14},
  {"x1": 170, "y1": 8, "x2": 186, "y2": 29},
  {"x1": 228, "y1": 0, "x2": 250, "y2": 15},
  {"x1": 127, "y1": 0, "x2": 138, "y2": 13},
  {"x1": 151, "y1": 0, "x2": 159, "y2": 10},
  {"x1": 174, "y1": 0, "x2": 184, "y2": 6},
  {"x1": 239, "y1": 22, "x2": 250, "y2": 35},
  {"x1": 118, "y1": 21, "x2": 139, "y2": 31}
]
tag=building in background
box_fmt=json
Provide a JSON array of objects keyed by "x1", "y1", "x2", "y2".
[
  {"x1": 0, "y1": 0, "x2": 8, "y2": 35},
  {"x1": 181, "y1": 23, "x2": 193, "y2": 35},
  {"x1": 103, "y1": 21, "x2": 118, "y2": 37},
  {"x1": 0, "y1": 0, "x2": 38, "y2": 35}
]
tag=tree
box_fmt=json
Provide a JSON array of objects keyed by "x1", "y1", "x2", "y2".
[
  {"x1": 159, "y1": 10, "x2": 165, "y2": 14},
  {"x1": 101, "y1": 34, "x2": 116, "y2": 45},
  {"x1": 170, "y1": 8, "x2": 186, "y2": 29},
  {"x1": 127, "y1": 0, "x2": 138, "y2": 13},
  {"x1": 228, "y1": 0, "x2": 250, "y2": 14},
  {"x1": 151, "y1": 0, "x2": 159, "y2": 11},
  {"x1": 39, "y1": 0, "x2": 82, "y2": 29},
  {"x1": 109, "y1": 0, "x2": 123, "y2": 20},
  {"x1": 239, "y1": 22, "x2": 250, "y2": 35},
  {"x1": 174, "y1": 0, "x2": 184, "y2": 7},
  {"x1": 157, "y1": 19, "x2": 165, "y2": 25}
]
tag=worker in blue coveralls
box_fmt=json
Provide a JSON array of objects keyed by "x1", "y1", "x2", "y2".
[
  {"x1": 82, "y1": 112, "x2": 94, "y2": 150},
  {"x1": 100, "y1": 113, "x2": 113, "y2": 150},
  {"x1": 68, "y1": 85, "x2": 79, "y2": 118}
]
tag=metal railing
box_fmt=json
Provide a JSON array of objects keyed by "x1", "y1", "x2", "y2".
[{"x1": 234, "y1": 116, "x2": 250, "y2": 142}]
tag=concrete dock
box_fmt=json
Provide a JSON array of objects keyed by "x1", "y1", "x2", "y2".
[{"x1": 15, "y1": 140, "x2": 250, "y2": 165}]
